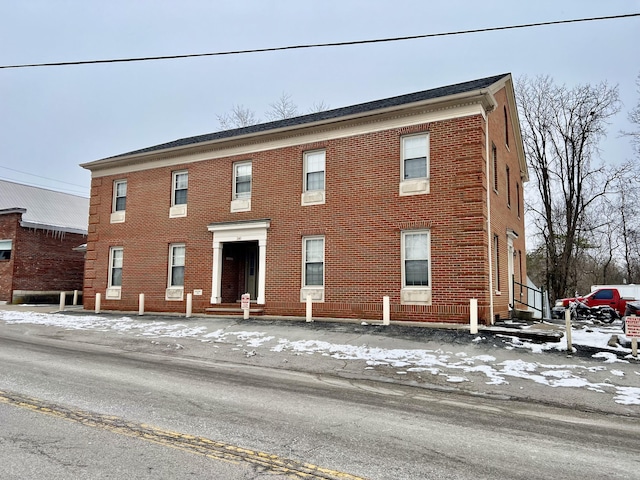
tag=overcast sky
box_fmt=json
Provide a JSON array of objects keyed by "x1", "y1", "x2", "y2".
[{"x1": 1, "y1": 0, "x2": 638, "y2": 202}]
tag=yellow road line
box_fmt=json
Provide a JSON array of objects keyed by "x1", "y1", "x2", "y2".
[{"x1": 0, "y1": 389, "x2": 366, "y2": 480}]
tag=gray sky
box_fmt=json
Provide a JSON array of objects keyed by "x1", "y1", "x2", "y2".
[{"x1": 1, "y1": 0, "x2": 638, "y2": 200}]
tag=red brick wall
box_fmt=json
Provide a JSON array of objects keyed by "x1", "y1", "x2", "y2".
[
  {"x1": 0, "y1": 212, "x2": 86, "y2": 301},
  {"x1": 85, "y1": 88, "x2": 526, "y2": 323},
  {"x1": 0, "y1": 214, "x2": 19, "y2": 302}
]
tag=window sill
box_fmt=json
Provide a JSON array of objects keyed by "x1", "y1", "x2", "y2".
[
  {"x1": 165, "y1": 287, "x2": 184, "y2": 301},
  {"x1": 230, "y1": 198, "x2": 251, "y2": 213},
  {"x1": 301, "y1": 190, "x2": 325, "y2": 206},
  {"x1": 300, "y1": 287, "x2": 324, "y2": 302},
  {"x1": 169, "y1": 204, "x2": 187, "y2": 218},
  {"x1": 400, "y1": 287, "x2": 432, "y2": 305},
  {"x1": 110, "y1": 211, "x2": 126, "y2": 224},
  {"x1": 105, "y1": 287, "x2": 121, "y2": 300},
  {"x1": 399, "y1": 178, "x2": 430, "y2": 196}
]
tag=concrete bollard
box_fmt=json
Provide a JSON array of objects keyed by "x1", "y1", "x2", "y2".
[
  {"x1": 59, "y1": 292, "x2": 66, "y2": 312},
  {"x1": 383, "y1": 296, "x2": 390, "y2": 325},
  {"x1": 186, "y1": 293, "x2": 193, "y2": 318},
  {"x1": 95, "y1": 293, "x2": 101, "y2": 314},
  {"x1": 138, "y1": 293, "x2": 145, "y2": 316},
  {"x1": 306, "y1": 295, "x2": 313, "y2": 322},
  {"x1": 565, "y1": 307, "x2": 573, "y2": 353},
  {"x1": 73, "y1": 290, "x2": 79, "y2": 306},
  {"x1": 470, "y1": 298, "x2": 478, "y2": 334}
]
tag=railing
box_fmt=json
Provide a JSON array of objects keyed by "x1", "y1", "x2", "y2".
[{"x1": 511, "y1": 276, "x2": 549, "y2": 320}]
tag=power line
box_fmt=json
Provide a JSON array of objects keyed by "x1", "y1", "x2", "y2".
[
  {"x1": 0, "y1": 165, "x2": 88, "y2": 189},
  {"x1": 1, "y1": 13, "x2": 638, "y2": 70}
]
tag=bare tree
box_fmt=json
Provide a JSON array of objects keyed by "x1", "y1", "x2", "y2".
[
  {"x1": 625, "y1": 72, "x2": 640, "y2": 155},
  {"x1": 308, "y1": 100, "x2": 330, "y2": 113},
  {"x1": 516, "y1": 76, "x2": 622, "y2": 301},
  {"x1": 265, "y1": 92, "x2": 298, "y2": 121},
  {"x1": 216, "y1": 104, "x2": 259, "y2": 130}
]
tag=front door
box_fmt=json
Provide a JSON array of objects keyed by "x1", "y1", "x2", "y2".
[{"x1": 245, "y1": 245, "x2": 258, "y2": 300}]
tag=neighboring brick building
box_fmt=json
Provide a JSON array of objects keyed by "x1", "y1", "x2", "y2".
[
  {"x1": 0, "y1": 180, "x2": 88, "y2": 303},
  {"x1": 81, "y1": 73, "x2": 528, "y2": 324}
]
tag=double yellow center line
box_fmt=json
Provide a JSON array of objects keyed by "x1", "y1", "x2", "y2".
[{"x1": 0, "y1": 390, "x2": 366, "y2": 480}]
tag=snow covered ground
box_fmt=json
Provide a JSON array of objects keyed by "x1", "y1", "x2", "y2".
[{"x1": 1, "y1": 309, "x2": 639, "y2": 407}]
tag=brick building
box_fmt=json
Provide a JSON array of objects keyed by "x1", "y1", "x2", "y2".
[
  {"x1": 81, "y1": 73, "x2": 528, "y2": 324},
  {"x1": 0, "y1": 180, "x2": 88, "y2": 303}
]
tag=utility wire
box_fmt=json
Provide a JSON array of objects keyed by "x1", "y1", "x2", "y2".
[
  {"x1": 1, "y1": 13, "x2": 638, "y2": 70},
  {"x1": 0, "y1": 165, "x2": 88, "y2": 189}
]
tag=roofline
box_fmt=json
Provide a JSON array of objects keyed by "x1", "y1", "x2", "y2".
[
  {"x1": 20, "y1": 221, "x2": 88, "y2": 236},
  {"x1": 82, "y1": 75, "x2": 508, "y2": 172}
]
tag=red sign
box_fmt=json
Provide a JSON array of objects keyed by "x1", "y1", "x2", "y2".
[{"x1": 626, "y1": 316, "x2": 640, "y2": 338}]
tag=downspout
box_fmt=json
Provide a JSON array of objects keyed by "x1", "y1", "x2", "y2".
[{"x1": 483, "y1": 92, "x2": 497, "y2": 325}]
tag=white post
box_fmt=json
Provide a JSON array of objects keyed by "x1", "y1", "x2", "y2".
[
  {"x1": 243, "y1": 305, "x2": 249, "y2": 320},
  {"x1": 73, "y1": 290, "x2": 79, "y2": 306},
  {"x1": 95, "y1": 293, "x2": 101, "y2": 314},
  {"x1": 565, "y1": 308, "x2": 573, "y2": 353},
  {"x1": 186, "y1": 293, "x2": 193, "y2": 318},
  {"x1": 470, "y1": 298, "x2": 478, "y2": 334},
  {"x1": 632, "y1": 338, "x2": 638, "y2": 358},
  {"x1": 306, "y1": 295, "x2": 313, "y2": 322},
  {"x1": 59, "y1": 292, "x2": 66, "y2": 312},
  {"x1": 383, "y1": 296, "x2": 390, "y2": 325},
  {"x1": 138, "y1": 293, "x2": 145, "y2": 316}
]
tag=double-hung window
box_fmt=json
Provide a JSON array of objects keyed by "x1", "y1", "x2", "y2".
[
  {"x1": 111, "y1": 180, "x2": 127, "y2": 223},
  {"x1": 401, "y1": 230, "x2": 432, "y2": 305},
  {"x1": 0, "y1": 239, "x2": 12, "y2": 260},
  {"x1": 231, "y1": 161, "x2": 252, "y2": 212},
  {"x1": 166, "y1": 244, "x2": 185, "y2": 301},
  {"x1": 399, "y1": 134, "x2": 429, "y2": 196},
  {"x1": 300, "y1": 236, "x2": 325, "y2": 302},
  {"x1": 170, "y1": 171, "x2": 188, "y2": 218},
  {"x1": 106, "y1": 247, "x2": 123, "y2": 300},
  {"x1": 302, "y1": 150, "x2": 326, "y2": 205}
]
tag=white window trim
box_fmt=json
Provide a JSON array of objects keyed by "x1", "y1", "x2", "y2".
[
  {"x1": 231, "y1": 161, "x2": 252, "y2": 212},
  {"x1": 166, "y1": 243, "x2": 185, "y2": 301},
  {"x1": 301, "y1": 150, "x2": 326, "y2": 206},
  {"x1": 300, "y1": 236, "x2": 325, "y2": 302},
  {"x1": 399, "y1": 133, "x2": 430, "y2": 197},
  {"x1": 0, "y1": 239, "x2": 13, "y2": 260},
  {"x1": 170, "y1": 170, "x2": 188, "y2": 218},
  {"x1": 400, "y1": 230, "x2": 432, "y2": 305},
  {"x1": 106, "y1": 246, "x2": 123, "y2": 300},
  {"x1": 111, "y1": 179, "x2": 127, "y2": 223}
]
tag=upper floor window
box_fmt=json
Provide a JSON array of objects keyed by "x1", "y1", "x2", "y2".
[
  {"x1": 506, "y1": 166, "x2": 511, "y2": 207},
  {"x1": 492, "y1": 144, "x2": 498, "y2": 192},
  {"x1": 516, "y1": 183, "x2": 521, "y2": 217},
  {"x1": 302, "y1": 150, "x2": 326, "y2": 206},
  {"x1": 110, "y1": 180, "x2": 127, "y2": 223},
  {"x1": 172, "y1": 171, "x2": 188, "y2": 206},
  {"x1": 0, "y1": 239, "x2": 12, "y2": 260},
  {"x1": 399, "y1": 134, "x2": 430, "y2": 196},
  {"x1": 113, "y1": 180, "x2": 127, "y2": 211},
  {"x1": 504, "y1": 106, "x2": 510, "y2": 148},
  {"x1": 234, "y1": 161, "x2": 252, "y2": 199}
]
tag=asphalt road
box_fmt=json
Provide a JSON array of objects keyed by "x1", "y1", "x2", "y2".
[{"x1": 1, "y1": 327, "x2": 639, "y2": 479}]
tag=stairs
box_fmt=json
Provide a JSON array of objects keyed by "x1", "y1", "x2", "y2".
[{"x1": 205, "y1": 303, "x2": 264, "y2": 316}]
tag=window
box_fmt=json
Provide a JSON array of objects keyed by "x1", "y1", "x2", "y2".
[
  {"x1": 506, "y1": 166, "x2": 511, "y2": 207},
  {"x1": 303, "y1": 237, "x2": 324, "y2": 287},
  {"x1": 403, "y1": 231, "x2": 430, "y2": 287},
  {"x1": 111, "y1": 180, "x2": 127, "y2": 223},
  {"x1": 0, "y1": 239, "x2": 12, "y2": 260},
  {"x1": 402, "y1": 134, "x2": 428, "y2": 180},
  {"x1": 234, "y1": 161, "x2": 252, "y2": 199},
  {"x1": 168, "y1": 244, "x2": 185, "y2": 287},
  {"x1": 108, "y1": 247, "x2": 123, "y2": 287},
  {"x1": 172, "y1": 171, "x2": 188, "y2": 206},
  {"x1": 399, "y1": 134, "x2": 430, "y2": 196},
  {"x1": 592, "y1": 289, "x2": 614, "y2": 300},
  {"x1": 494, "y1": 234, "x2": 500, "y2": 293},
  {"x1": 504, "y1": 106, "x2": 509, "y2": 148},
  {"x1": 304, "y1": 150, "x2": 325, "y2": 192},
  {"x1": 113, "y1": 180, "x2": 127, "y2": 212},
  {"x1": 516, "y1": 183, "x2": 521, "y2": 217},
  {"x1": 492, "y1": 144, "x2": 498, "y2": 192}
]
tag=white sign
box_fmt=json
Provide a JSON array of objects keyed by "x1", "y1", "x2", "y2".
[
  {"x1": 241, "y1": 293, "x2": 250, "y2": 310},
  {"x1": 193, "y1": 289, "x2": 203, "y2": 296},
  {"x1": 626, "y1": 316, "x2": 640, "y2": 338}
]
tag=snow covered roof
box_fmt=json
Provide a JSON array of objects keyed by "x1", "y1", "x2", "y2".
[{"x1": 0, "y1": 180, "x2": 89, "y2": 235}]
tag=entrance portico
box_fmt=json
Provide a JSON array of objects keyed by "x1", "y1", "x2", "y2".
[{"x1": 208, "y1": 219, "x2": 270, "y2": 305}]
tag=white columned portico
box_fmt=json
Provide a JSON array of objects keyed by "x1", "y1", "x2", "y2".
[{"x1": 207, "y1": 219, "x2": 270, "y2": 305}]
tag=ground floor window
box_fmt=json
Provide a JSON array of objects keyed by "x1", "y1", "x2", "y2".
[
  {"x1": 169, "y1": 244, "x2": 185, "y2": 287},
  {"x1": 402, "y1": 231, "x2": 430, "y2": 287},
  {"x1": 303, "y1": 236, "x2": 324, "y2": 287}
]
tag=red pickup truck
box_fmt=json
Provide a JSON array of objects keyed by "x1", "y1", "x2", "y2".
[{"x1": 552, "y1": 288, "x2": 634, "y2": 319}]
